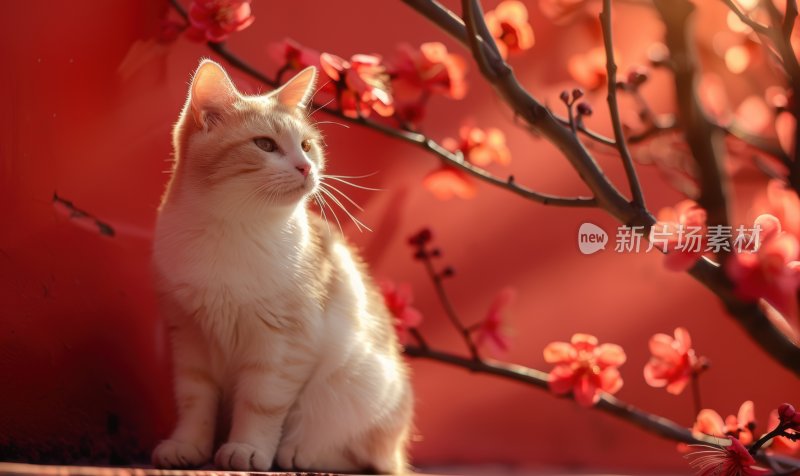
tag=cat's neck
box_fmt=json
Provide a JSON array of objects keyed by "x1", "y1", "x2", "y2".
[{"x1": 166, "y1": 187, "x2": 310, "y2": 234}]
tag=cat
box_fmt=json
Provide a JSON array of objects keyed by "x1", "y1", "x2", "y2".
[{"x1": 150, "y1": 59, "x2": 413, "y2": 474}]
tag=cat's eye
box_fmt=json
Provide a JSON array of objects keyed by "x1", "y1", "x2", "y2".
[
  {"x1": 254, "y1": 137, "x2": 278, "y2": 153},
  {"x1": 301, "y1": 140, "x2": 312, "y2": 152}
]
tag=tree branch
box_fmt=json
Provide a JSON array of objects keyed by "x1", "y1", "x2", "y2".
[
  {"x1": 168, "y1": 0, "x2": 800, "y2": 376},
  {"x1": 654, "y1": 0, "x2": 730, "y2": 230},
  {"x1": 403, "y1": 344, "x2": 800, "y2": 469},
  {"x1": 169, "y1": 3, "x2": 595, "y2": 208},
  {"x1": 402, "y1": 0, "x2": 800, "y2": 376},
  {"x1": 405, "y1": 0, "x2": 639, "y2": 225},
  {"x1": 600, "y1": 0, "x2": 646, "y2": 207}
]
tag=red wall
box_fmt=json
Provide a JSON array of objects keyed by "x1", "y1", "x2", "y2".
[{"x1": 2, "y1": 0, "x2": 797, "y2": 472}]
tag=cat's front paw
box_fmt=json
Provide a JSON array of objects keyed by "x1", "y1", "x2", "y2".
[
  {"x1": 151, "y1": 439, "x2": 210, "y2": 468},
  {"x1": 214, "y1": 442, "x2": 272, "y2": 471}
]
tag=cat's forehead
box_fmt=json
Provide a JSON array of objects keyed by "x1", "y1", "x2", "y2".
[{"x1": 238, "y1": 96, "x2": 318, "y2": 139}]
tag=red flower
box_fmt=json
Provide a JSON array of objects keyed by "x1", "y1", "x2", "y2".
[
  {"x1": 753, "y1": 179, "x2": 800, "y2": 238},
  {"x1": 543, "y1": 333, "x2": 626, "y2": 407},
  {"x1": 443, "y1": 125, "x2": 512, "y2": 167},
  {"x1": 485, "y1": 0, "x2": 535, "y2": 59},
  {"x1": 380, "y1": 280, "x2": 423, "y2": 344},
  {"x1": 650, "y1": 200, "x2": 708, "y2": 272},
  {"x1": 186, "y1": 0, "x2": 255, "y2": 43},
  {"x1": 474, "y1": 287, "x2": 515, "y2": 355},
  {"x1": 567, "y1": 47, "x2": 611, "y2": 91},
  {"x1": 423, "y1": 165, "x2": 477, "y2": 200},
  {"x1": 389, "y1": 42, "x2": 468, "y2": 100},
  {"x1": 320, "y1": 53, "x2": 394, "y2": 118},
  {"x1": 726, "y1": 214, "x2": 800, "y2": 319},
  {"x1": 644, "y1": 327, "x2": 706, "y2": 395},
  {"x1": 269, "y1": 38, "x2": 322, "y2": 73},
  {"x1": 693, "y1": 401, "x2": 756, "y2": 445},
  {"x1": 767, "y1": 409, "x2": 800, "y2": 455},
  {"x1": 539, "y1": 0, "x2": 594, "y2": 25},
  {"x1": 686, "y1": 437, "x2": 770, "y2": 476}
]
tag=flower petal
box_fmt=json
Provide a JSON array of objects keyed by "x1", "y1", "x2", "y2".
[
  {"x1": 665, "y1": 375, "x2": 690, "y2": 395},
  {"x1": 596, "y1": 343, "x2": 626, "y2": 367},
  {"x1": 673, "y1": 327, "x2": 692, "y2": 353},
  {"x1": 543, "y1": 342, "x2": 576, "y2": 364},
  {"x1": 570, "y1": 333, "x2": 598, "y2": 350},
  {"x1": 547, "y1": 365, "x2": 576, "y2": 395},
  {"x1": 599, "y1": 367, "x2": 623, "y2": 394},
  {"x1": 573, "y1": 375, "x2": 599, "y2": 407}
]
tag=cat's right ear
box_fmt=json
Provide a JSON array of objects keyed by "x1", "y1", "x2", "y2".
[{"x1": 188, "y1": 59, "x2": 239, "y2": 129}]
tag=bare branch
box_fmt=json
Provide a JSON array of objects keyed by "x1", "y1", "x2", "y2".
[
  {"x1": 654, "y1": 0, "x2": 730, "y2": 230},
  {"x1": 207, "y1": 43, "x2": 596, "y2": 207},
  {"x1": 405, "y1": 0, "x2": 639, "y2": 224},
  {"x1": 600, "y1": 0, "x2": 646, "y2": 207},
  {"x1": 722, "y1": 0, "x2": 771, "y2": 34},
  {"x1": 461, "y1": 0, "x2": 503, "y2": 79},
  {"x1": 403, "y1": 0, "x2": 800, "y2": 375}
]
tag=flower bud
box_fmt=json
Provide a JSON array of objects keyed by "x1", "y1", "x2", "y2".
[
  {"x1": 778, "y1": 403, "x2": 797, "y2": 423},
  {"x1": 571, "y1": 88, "x2": 584, "y2": 100},
  {"x1": 576, "y1": 102, "x2": 593, "y2": 116},
  {"x1": 408, "y1": 228, "x2": 433, "y2": 246},
  {"x1": 559, "y1": 90, "x2": 570, "y2": 104},
  {"x1": 627, "y1": 66, "x2": 649, "y2": 86}
]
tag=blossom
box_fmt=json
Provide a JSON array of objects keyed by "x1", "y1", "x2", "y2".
[
  {"x1": 269, "y1": 38, "x2": 322, "y2": 73},
  {"x1": 474, "y1": 288, "x2": 515, "y2": 355},
  {"x1": 766, "y1": 409, "x2": 800, "y2": 455},
  {"x1": 686, "y1": 437, "x2": 770, "y2": 476},
  {"x1": 650, "y1": 200, "x2": 708, "y2": 271},
  {"x1": 539, "y1": 0, "x2": 593, "y2": 25},
  {"x1": 567, "y1": 47, "x2": 611, "y2": 91},
  {"x1": 484, "y1": 0, "x2": 535, "y2": 59},
  {"x1": 693, "y1": 401, "x2": 756, "y2": 445},
  {"x1": 186, "y1": 0, "x2": 255, "y2": 43},
  {"x1": 389, "y1": 42, "x2": 468, "y2": 100},
  {"x1": 380, "y1": 280, "x2": 423, "y2": 344},
  {"x1": 443, "y1": 125, "x2": 511, "y2": 167},
  {"x1": 320, "y1": 53, "x2": 394, "y2": 118},
  {"x1": 543, "y1": 333, "x2": 626, "y2": 407},
  {"x1": 753, "y1": 180, "x2": 800, "y2": 238},
  {"x1": 726, "y1": 214, "x2": 800, "y2": 319},
  {"x1": 423, "y1": 165, "x2": 477, "y2": 200},
  {"x1": 644, "y1": 327, "x2": 706, "y2": 395}
]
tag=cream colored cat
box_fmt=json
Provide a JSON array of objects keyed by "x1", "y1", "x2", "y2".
[{"x1": 150, "y1": 59, "x2": 412, "y2": 473}]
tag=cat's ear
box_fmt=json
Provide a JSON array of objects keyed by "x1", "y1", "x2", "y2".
[
  {"x1": 189, "y1": 59, "x2": 239, "y2": 128},
  {"x1": 274, "y1": 66, "x2": 317, "y2": 109}
]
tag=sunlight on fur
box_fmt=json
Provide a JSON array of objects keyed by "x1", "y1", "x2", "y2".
[{"x1": 151, "y1": 59, "x2": 413, "y2": 474}]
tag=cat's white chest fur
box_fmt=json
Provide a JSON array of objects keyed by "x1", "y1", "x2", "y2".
[{"x1": 153, "y1": 204, "x2": 318, "y2": 339}]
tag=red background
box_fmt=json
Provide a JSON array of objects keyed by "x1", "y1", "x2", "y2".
[{"x1": 2, "y1": 0, "x2": 798, "y2": 472}]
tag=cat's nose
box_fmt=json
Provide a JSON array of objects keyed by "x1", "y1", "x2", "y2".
[{"x1": 295, "y1": 164, "x2": 310, "y2": 178}]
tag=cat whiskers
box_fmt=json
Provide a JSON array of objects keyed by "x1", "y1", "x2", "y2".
[
  {"x1": 322, "y1": 174, "x2": 383, "y2": 192},
  {"x1": 317, "y1": 182, "x2": 371, "y2": 233},
  {"x1": 314, "y1": 190, "x2": 345, "y2": 236}
]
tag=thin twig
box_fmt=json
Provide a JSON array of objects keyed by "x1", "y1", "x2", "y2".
[
  {"x1": 402, "y1": 344, "x2": 800, "y2": 469},
  {"x1": 722, "y1": 0, "x2": 771, "y2": 34},
  {"x1": 600, "y1": 0, "x2": 646, "y2": 207},
  {"x1": 690, "y1": 373, "x2": 702, "y2": 419},
  {"x1": 168, "y1": 0, "x2": 800, "y2": 376},
  {"x1": 402, "y1": 0, "x2": 800, "y2": 375},
  {"x1": 417, "y1": 247, "x2": 480, "y2": 360},
  {"x1": 171, "y1": 1, "x2": 594, "y2": 208}
]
